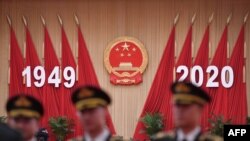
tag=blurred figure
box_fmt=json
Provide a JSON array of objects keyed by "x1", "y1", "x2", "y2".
[
  {"x1": 68, "y1": 86, "x2": 117, "y2": 141},
  {"x1": 36, "y1": 128, "x2": 48, "y2": 141},
  {"x1": 0, "y1": 123, "x2": 23, "y2": 141},
  {"x1": 6, "y1": 95, "x2": 44, "y2": 141},
  {"x1": 152, "y1": 81, "x2": 223, "y2": 141}
]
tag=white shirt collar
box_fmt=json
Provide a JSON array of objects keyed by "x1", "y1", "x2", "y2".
[
  {"x1": 177, "y1": 126, "x2": 201, "y2": 141},
  {"x1": 85, "y1": 128, "x2": 110, "y2": 141}
]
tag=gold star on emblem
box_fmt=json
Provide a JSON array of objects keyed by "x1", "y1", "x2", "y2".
[
  {"x1": 121, "y1": 42, "x2": 130, "y2": 51},
  {"x1": 120, "y1": 53, "x2": 124, "y2": 57},
  {"x1": 127, "y1": 53, "x2": 131, "y2": 57},
  {"x1": 115, "y1": 48, "x2": 119, "y2": 51},
  {"x1": 132, "y1": 48, "x2": 136, "y2": 51}
]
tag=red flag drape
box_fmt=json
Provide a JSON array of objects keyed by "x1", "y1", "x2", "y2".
[
  {"x1": 175, "y1": 26, "x2": 192, "y2": 81},
  {"x1": 209, "y1": 26, "x2": 228, "y2": 120},
  {"x1": 42, "y1": 27, "x2": 62, "y2": 140},
  {"x1": 228, "y1": 25, "x2": 247, "y2": 124},
  {"x1": 133, "y1": 27, "x2": 175, "y2": 140},
  {"x1": 61, "y1": 27, "x2": 82, "y2": 137},
  {"x1": 25, "y1": 27, "x2": 42, "y2": 100},
  {"x1": 193, "y1": 26, "x2": 209, "y2": 130},
  {"x1": 9, "y1": 27, "x2": 25, "y2": 97},
  {"x1": 77, "y1": 27, "x2": 116, "y2": 134}
]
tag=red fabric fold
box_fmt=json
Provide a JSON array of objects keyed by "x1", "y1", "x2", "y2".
[
  {"x1": 61, "y1": 27, "x2": 82, "y2": 137},
  {"x1": 208, "y1": 26, "x2": 228, "y2": 120},
  {"x1": 133, "y1": 27, "x2": 175, "y2": 140},
  {"x1": 9, "y1": 27, "x2": 25, "y2": 97},
  {"x1": 193, "y1": 26, "x2": 209, "y2": 130},
  {"x1": 175, "y1": 26, "x2": 192, "y2": 81},
  {"x1": 25, "y1": 27, "x2": 42, "y2": 100},
  {"x1": 228, "y1": 25, "x2": 247, "y2": 124},
  {"x1": 77, "y1": 27, "x2": 116, "y2": 134},
  {"x1": 42, "y1": 27, "x2": 62, "y2": 141}
]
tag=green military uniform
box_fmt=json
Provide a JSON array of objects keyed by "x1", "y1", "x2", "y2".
[
  {"x1": 152, "y1": 130, "x2": 223, "y2": 141},
  {"x1": 152, "y1": 81, "x2": 223, "y2": 141},
  {"x1": 69, "y1": 86, "x2": 124, "y2": 141}
]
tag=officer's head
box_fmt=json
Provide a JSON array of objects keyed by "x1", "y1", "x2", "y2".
[
  {"x1": 171, "y1": 81, "x2": 210, "y2": 128},
  {"x1": 6, "y1": 94, "x2": 44, "y2": 140},
  {"x1": 71, "y1": 85, "x2": 111, "y2": 132}
]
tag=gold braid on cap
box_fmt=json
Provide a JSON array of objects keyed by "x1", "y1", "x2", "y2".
[
  {"x1": 8, "y1": 109, "x2": 40, "y2": 118},
  {"x1": 75, "y1": 98, "x2": 107, "y2": 110},
  {"x1": 173, "y1": 94, "x2": 207, "y2": 105}
]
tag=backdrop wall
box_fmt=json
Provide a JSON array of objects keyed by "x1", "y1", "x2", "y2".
[{"x1": 0, "y1": 0, "x2": 250, "y2": 138}]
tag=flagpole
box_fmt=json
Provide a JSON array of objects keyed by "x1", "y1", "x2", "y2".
[
  {"x1": 243, "y1": 12, "x2": 248, "y2": 83},
  {"x1": 57, "y1": 15, "x2": 63, "y2": 79},
  {"x1": 191, "y1": 13, "x2": 196, "y2": 60},
  {"x1": 207, "y1": 13, "x2": 214, "y2": 80},
  {"x1": 173, "y1": 13, "x2": 179, "y2": 81},
  {"x1": 40, "y1": 16, "x2": 46, "y2": 65},
  {"x1": 22, "y1": 16, "x2": 28, "y2": 85},
  {"x1": 244, "y1": 12, "x2": 248, "y2": 59},
  {"x1": 6, "y1": 15, "x2": 11, "y2": 84},
  {"x1": 226, "y1": 13, "x2": 232, "y2": 60},
  {"x1": 74, "y1": 14, "x2": 79, "y2": 81},
  {"x1": 22, "y1": 16, "x2": 27, "y2": 58}
]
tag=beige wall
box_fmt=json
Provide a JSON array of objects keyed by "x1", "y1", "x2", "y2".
[{"x1": 1, "y1": 0, "x2": 250, "y2": 138}]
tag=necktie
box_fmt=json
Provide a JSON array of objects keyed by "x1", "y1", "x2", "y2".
[{"x1": 182, "y1": 139, "x2": 187, "y2": 141}]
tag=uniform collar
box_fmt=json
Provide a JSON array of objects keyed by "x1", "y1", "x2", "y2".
[
  {"x1": 85, "y1": 128, "x2": 110, "y2": 141},
  {"x1": 177, "y1": 126, "x2": 201, "y2": 141}
]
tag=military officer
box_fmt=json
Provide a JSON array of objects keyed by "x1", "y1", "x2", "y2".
[
  {"x1": 69, "y1": 85, "x2": 119, "y2": 141},
  {"x1": 6, "y1": 94, "x2": 44, "y2": 141},
  {"x1": 152, "y1": 81, "x2": 223, "y2": 141}
]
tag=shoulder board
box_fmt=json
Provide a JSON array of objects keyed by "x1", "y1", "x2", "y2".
[
  {"x1": 151, "y1": 131, "x2": 176, "y2": 140},
  {"x1": 109, "y1": 135, "x2": 124, "y2": 141},
  {"x1": 199, "y1": 134, "x2": 223, "y2": 141},
  {"x1": 67, "y1": 136, "x2": 84, "y2": 141}
]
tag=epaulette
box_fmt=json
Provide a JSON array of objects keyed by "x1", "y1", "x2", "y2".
[
  {"x1": 199, "y1": 133, "x2": 223, "y2": 141},
  {"x1": 151, "y1": 131, "x2": 176, "y2": 140},
  {"x1": 110, "y1": 135, "x2": 124, "y2": 141},
  {"x1": 67, "y1": 136, "x2": 84, "y2": 141}
]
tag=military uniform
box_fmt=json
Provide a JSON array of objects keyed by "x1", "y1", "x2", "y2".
[
  {"x1": 6, "y1": 95, "x2": 44, "y2": 141},
  {"x1": 152, "y1": 129, "x2": 223, "y2": 141},
  {"x1": 0, "y1": 123, "x2": 23, "y2": 141},
  {"x1": 68, "y1": 134, "x2": 124, "y2": 141},
  {"x1": 152, "y1": 81, "x2": 223, "y2": 141},
  {"x1": 69, "y1": 86, "x2": 124, "y2": 141}
]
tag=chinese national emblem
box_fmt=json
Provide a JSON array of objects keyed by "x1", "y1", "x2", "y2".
[{"x1": 104, "y1": 37, "x2": 148, "y2": 85}]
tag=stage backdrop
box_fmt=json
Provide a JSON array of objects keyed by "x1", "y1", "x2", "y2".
[{"x1": 0, "y1": 0, "x2": 250, "y2": 139}]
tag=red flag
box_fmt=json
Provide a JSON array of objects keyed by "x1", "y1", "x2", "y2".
[
  {"x1": 42, "y1": 27, "x2": 62, "y2": 140},
  {"x1": 175, "y1": 26, "x2": 192, "y2": 81},
  {"x1": 9, "y1": 27, "x2": 25, "y2": 96},
  {"x1": 61, "y1": 27, "x2": 81, "y2": 137},
  {"x1": 209, "y1": 26, "x2": 228, "y2": 120},
  {"x1": 78, "y1": 27, "x2": 116, "y2": 134},
  {"x1": 193, "y1": 26, "x2": 209, "y2": 130},
  {"x1": 133, "y1": 27, "x2": 175, "y2": 140},
  {"x1": 228, "y1": 25, "x2": 247, "y2": 124},
  {"x1": 25, "y1": 27, "x2": 42, "y2": 99}
]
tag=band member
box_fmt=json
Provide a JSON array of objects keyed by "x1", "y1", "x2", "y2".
[
  {"x1": 69, "y1": 86, "x2": 117, "y2": 141},
  {"x1": 152, "y1": 81, "x2": 223, "y2": 141},
  {"x1": 6, "y1": 95, "x2": 44, "y2": 141}
]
